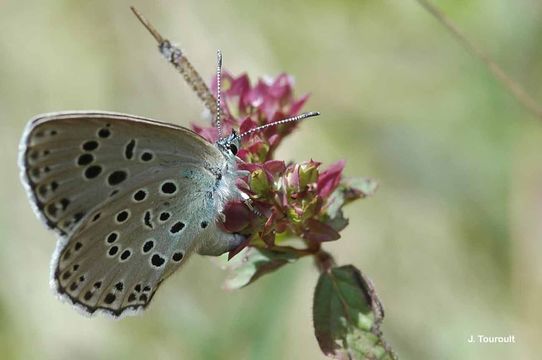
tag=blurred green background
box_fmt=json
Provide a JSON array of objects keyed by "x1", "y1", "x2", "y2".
[{"x1": 1, "y1": 0, "x2": 541, "y2": 359}]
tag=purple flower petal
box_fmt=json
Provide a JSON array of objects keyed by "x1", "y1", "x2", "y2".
[
  {"x1": 290, "y1": 94, "x2": 309, "y2": 115},
  {"x1": 192, "y1": 124, "x2": 219, "y2": 142},
  {"x1": 269, "y1": 73, "x2": 293, "y2": 99},
  {"x1": 263, "y1": 160, "x2": 286, "y2": 176},
  {"x1": 318, "y1": 160, "x2": 346, "y2": 198},
  {"x1": 239, "y1": 116, "x2": 258, "y2": 134}
]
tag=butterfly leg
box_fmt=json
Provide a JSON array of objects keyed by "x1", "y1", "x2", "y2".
[
  {"x1": 235, "y1": 168, "x2": 261, "y2": 215},
  {"x1": 240, "y1": 192, "x2": 263, "y2": 217}
]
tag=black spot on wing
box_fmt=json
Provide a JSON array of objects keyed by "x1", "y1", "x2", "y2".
[
  {"x1": 124, "y1": 139, "x2": 136, "y2": 159},
  {"x1": 84, "y1": 165, "x2": 102, "y2": 179},
  {"x1": 172, "y1": 252, "x2": 184, "y2": 262},
  {"x1": 92, "y1": 212, "x2": 101, "y2": 222},
  {"x1": 98, "y1": 128, "x2": 111, "y2": 138},
  {"x1": 143, "y1": 210, "x2": 153, "y2": 229},
  {"x1": 140, "y1": 151, "x2": 153, "y2": 162},
  {"x1": 82, "y1": 140, "x2": 99, "y2": 151},
  {"x1": 77, "y1": 153, "x2": 94, "y2": 166},
  {"x1": 108, "y1": 246, "x2": 119, "y2": 257},
  {"x1": 104, "y1": 293, "x2": 116, "y2": 304},
  {"x1": 160, "y1": 181, "x2": 177, "y2": 195},
  {"x1": 151, "y1": 254, "x2": 165, "y2": 268},
  {"x1": 133, "y1": 189, "x2": 147, "y2": 202},
  {"x1": 120, "y1": 249, "x2": 132, "y2": 261},
  {"x1": 159, "y1": 212, "x2": 170, "y2": 222},
  {"x1": 115, "y1": 210, "x2": 129, "y2": 223},
  {"x1": 107, "y1": 170, "x2": 128, "y2": 186},
  {"x1": 106, "y1": 231, "x2": 118, "y2": 244},
  {"x1": 170, "y1": 221, "x2": 185, "y2": 234},
  {"x1": 142, "y1": 240, "x2": 154, "y2": 254}
]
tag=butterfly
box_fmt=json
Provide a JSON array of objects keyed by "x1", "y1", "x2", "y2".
[{"x1": 19, "y1": 8, "x2": 319, "y2": 318}]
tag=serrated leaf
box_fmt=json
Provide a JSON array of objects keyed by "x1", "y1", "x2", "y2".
[
  {"x1": 327, "y1": 178, "x2": 378, "y2": 216},
  {"x1": 223, "y1": 247, "x2": 299, "y2": 290},
  {"x1": 313, "y1": 265, "x2": 396, "y2": 360},
  {"x1": 324, "y1": 178, "x2": 378, "y2": 233}
]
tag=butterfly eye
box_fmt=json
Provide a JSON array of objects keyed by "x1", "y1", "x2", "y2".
[{"x1": 228, "y1": 144, "x2": 238, "y2": 155}]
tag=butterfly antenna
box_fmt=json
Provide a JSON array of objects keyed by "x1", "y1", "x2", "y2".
[
  {"x1": 237, "y1": 111, "x2": 321, "y2": 139},
  {"x1": 216, "y1": 50, "x2": 223, "y2": 139},
  {"x1": 130, "y1": 6, "x2": 218, "y2": 118},
  {"x1": 130, "y1": 6, "x2": 164, "y2": 43}
]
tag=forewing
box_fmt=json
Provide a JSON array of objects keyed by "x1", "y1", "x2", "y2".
[{"x1": 20, "y1": 111, "x2": 223, "y2": 235}]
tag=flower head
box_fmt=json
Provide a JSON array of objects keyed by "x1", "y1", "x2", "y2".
[{"x1": 192, "y1": 71, "x2": 372, "y2": 258}]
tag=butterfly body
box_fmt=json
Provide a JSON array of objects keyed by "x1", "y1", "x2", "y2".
[{"x1": 20, "y1": 111, "x2": 245, "y2": 317}]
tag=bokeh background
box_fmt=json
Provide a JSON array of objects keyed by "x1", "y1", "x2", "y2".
[{"x1": 1, "y1": 0, "x2": 541, "y2": 359}]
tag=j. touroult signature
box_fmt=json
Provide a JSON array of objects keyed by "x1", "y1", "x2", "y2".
[{"x1": 467, "y1": 335, "x2": 516, "y2": 343}]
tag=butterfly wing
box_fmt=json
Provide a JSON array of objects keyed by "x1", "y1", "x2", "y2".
[{"x1": 20, "y1": 111, "x2": 243, "y2": 317}]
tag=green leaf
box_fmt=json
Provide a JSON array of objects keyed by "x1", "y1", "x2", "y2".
[
  {"x1": 313, "y1": 265, "x2": 397, "y2": 360},
  {"x1": 223, "y1": 247, "x2": 299, "y2": 290}
]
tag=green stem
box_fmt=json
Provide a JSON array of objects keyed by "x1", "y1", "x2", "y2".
[
  {"x1": 313, "y1": 250, "x2": 335, "y2": 273},
  {"x1": 415, "y1": 0, "x2": 542, "y2": 121}
]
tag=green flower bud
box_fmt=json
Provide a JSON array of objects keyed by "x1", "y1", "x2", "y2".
[
  {"x1": 249, "y1": 169, "x2": 270, "y2": 196},
  {"x1": 299, "y1": 161, "x2": 319, "y2": 190}
]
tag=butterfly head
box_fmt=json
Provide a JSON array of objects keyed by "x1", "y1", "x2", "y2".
[{"x1": 217, "y1": 130, "x2": 240, "y2": 156}]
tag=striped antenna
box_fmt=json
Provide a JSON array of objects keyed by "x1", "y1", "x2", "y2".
[
  {"x1": 216, "y1": 50, "x2": 223, "y2": 139},
  {"x1": 237, "y1": 111, "x2": 320, "y2": 139}
]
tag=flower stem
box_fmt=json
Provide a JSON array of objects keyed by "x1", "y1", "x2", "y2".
[
  {"x1": 314, "y1": 250, "x2": 336, "y2": 273},
  {"x1": 415, "y1": 0, "x2": 542, "y2": 121}
]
